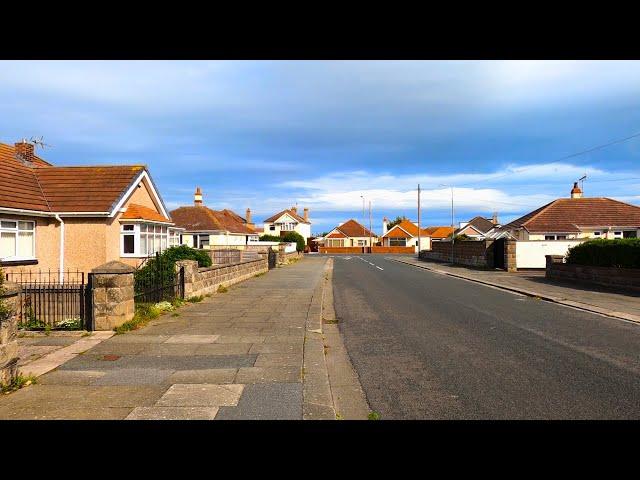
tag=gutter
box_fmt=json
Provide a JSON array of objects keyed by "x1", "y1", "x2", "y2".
[{"x1": 54, "y1": 214, "x2": 65, "y2": 282}]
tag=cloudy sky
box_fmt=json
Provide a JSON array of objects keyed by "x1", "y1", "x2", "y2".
[{"x1": 2, "y1": 60, "x2": 640, "y2": 234}]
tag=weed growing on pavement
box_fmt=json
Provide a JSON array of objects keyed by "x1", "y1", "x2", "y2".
[
  {"x1": 368, "y1": 411, "x2": 381, "y2": 420},
  {"x1": 254, "y1": 272, "x2": 266, "y2": 277},
  {"x1": 217, "y1": 285, "x2": 228, "y2": 293},
  {"x1": 1, "y1": 374, "x2": 37, "y2": 394},
  {"x1": 114, "y1": 303, "x2": 161, "y2": 334},
  {"x1": 335, "y1": 413, "x2": 343, "y2": 420},
  {"x1": 171, "y1": 312, "x2": 180, "y2": 317},
  {"x1": 187, "y1": 295, "x2": 205, "y2": 303}
]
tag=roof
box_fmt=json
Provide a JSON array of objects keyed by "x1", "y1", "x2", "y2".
[
  {"x1": 423, "y1": 226, "x2": 455, "y2": 239},
  {"x1": 456, "y1": 216, "x2": 495, "y2": 235},
  {"x1": 121, "y1": 203, "x2": 172, "y2": 223},
  {"x1": 334, "y1": 219, "x2": 377, "y2": 238},
  {"x1": 170, "y1": 205, "x2": 257, "y2": 234},
  {"x1": 0, "y1": 142, "x2": 147, "y2": 214},
  {"x1": 327, "y1": 231, "x2": 347, "y2": 238},
  {"x1": 502, "y1": 197, "x2": 640, "y2": 233},
  {"x1": 264, "y1": 208, "x2": 309, "y2": 224},
  {"x1": 383, "y1": 220, "x2": 431, "y2": 238}
]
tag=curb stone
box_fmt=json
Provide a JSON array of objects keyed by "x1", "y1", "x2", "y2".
[{"x1": 391, "y1": 257, "x2": 640, "y2": 325}]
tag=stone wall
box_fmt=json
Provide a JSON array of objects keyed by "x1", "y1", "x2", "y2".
[
  {"x1": 91, "y1": 261, "x2": 135, "y2": 331},
  {"x1": 0, "y1": 282, "x2": 19, "y2": 385},
  {"x1": 177, "y1": 257, "x2": 268, "y2": 298},
  {"x1": 420, "y1": 240, "x2": 494, "y2": 268},
  {"x1": 546, "y1": 255, "x2": 640, "y2": 292},
  {"x1": 505, "y1": 240, "x2": 517, "y2": 272},
  {"x1": 278, "y1": 250, "x2": 302, "y2": 264}
]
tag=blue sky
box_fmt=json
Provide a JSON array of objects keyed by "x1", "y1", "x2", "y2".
[{"x1": 1, "y1": 60, "x2": 640, "y2": 234}]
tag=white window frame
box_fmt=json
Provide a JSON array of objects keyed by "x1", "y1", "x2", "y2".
[
  {"x1": 0, "y1": 218, "x2": 36, "y2": 261},
  {"x1": 613, "y1": 231, "x2": 623, "y2": 239},
  {"x1": 593, "y1": 231, "x2": 602, "y2": 238},
  {"x1": 120, "y1": 222, "x2": 169, "y2": 258},
  {"x1": 389, "y1": 237, "x2": 407, "y2": 247}
]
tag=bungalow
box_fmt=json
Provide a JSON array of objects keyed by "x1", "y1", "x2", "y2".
[
  {"x1": 422, "y1": 226, "x2": 455, "y2": 241},
  {"x1": 263, "y1": 207, "x2": 311, "y2": 239},
  {"x1": 455, "y1": 214, "x2": 498, "y2": 239},
  {"x1": 322, "y1": 219, "x2": 377, "y2": 247},
  {"x1": 170, "y1": 187, "x2": 259, "y2": 249},
  {"x1": 0, "y1": 139, "x2": 177, "y2": 277},
  {"x1": 500, "y1": 182, "x2": 640, "y2": 268},
  {"x1": 381, "y1": 217, "x2": 431, "y2": 252}
]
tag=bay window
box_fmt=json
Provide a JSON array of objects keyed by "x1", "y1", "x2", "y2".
[
  {"x1": 120, "y1": 223, "x2": 169, "y2": 257},
  {"x1": 389, "y1": 237, "x2": 407, "y2": 246},
  {"x1": 0, "y1": 219, "x2": 35, "y2": 261}
]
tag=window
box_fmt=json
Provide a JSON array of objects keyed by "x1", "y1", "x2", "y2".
[
  {"x1": 169, "y1": 229, "x2": 180, "y2": 247},
  {"x1": 389, "y1": 238, "x2": 407, "y2": 246},
  {"x1": 120, "y1": 223, "x2": 169, "y2": 257},
  {"x1": 556, "y1": 235, "x2": 567, "y2": 240},
  {"x1": 623, "y1": 230, "x2": 637, "y2": 238},
  {"x1": 544, "y1": 235, "x2": 567, "y2": 241},
  {"x1": 357, "y1": 239, "x2": 366, "y2": 246},
  {"x1": 593, "y1": 231, "x2": 601, "y2": 237},
  {"x1": 196, "y1": 235, "x2": 210, "y2": 249},
  {"x1": 613, "y1": 231, "x2": 623, "y2": 238},
  {"x1": 0, "y1": 219, "x2": 35, "y2": 260},
  {"x1": 269, "y1": 225, "x2": 276, "y2": 231}
]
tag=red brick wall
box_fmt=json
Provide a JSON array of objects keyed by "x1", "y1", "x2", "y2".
[{"x1": 370, "y1": 246, "x2": 415, "y2": 254}]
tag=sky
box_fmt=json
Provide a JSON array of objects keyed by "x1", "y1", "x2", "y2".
[{"x1": 1, "y1": 60, "x2": 640, "y2": 235}]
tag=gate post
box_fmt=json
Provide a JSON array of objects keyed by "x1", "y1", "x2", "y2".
[
  {"x1": 91, "y1": 261, "x2": 135, "y2": 331},
  {"x1": 0, "y1": 281, "x2": 20, "y2": 386}
]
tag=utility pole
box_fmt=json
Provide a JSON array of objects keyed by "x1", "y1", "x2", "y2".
[
  {"x1": 368, "y1": 200, "x2": 372, "y2": 253},
  {"x1": 360, "y1": 195, "x2": 365, "y2": 252},
  {"x1": 439, "y1": 184, "x2": 455, "y2": 263},
  {"x1": 417, "y1": 184, "x2": 421, "y2": 257}
]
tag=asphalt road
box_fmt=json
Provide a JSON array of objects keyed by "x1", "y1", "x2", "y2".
[{"x1": 330, "y1": 254, "x2": 640, "y2": 419}]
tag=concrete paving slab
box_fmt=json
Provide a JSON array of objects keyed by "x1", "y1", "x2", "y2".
[
  {"x1": 248, "y1": 343, "x2": 303, "y2": 354},
  {"x1": 193, "y1": 343, "x2": 251, "y2": 355},
  {"x1": 236, "y1": 366, "x2": 301, "y2": 384},
  {"x1": 118, "y1": 354, "x2": 257, "y2": 370},
  {"x1": 37, "y1": 370, "x2": 107, "y2": 385},
  {"x1": 140, "y1": 344, "x2": 200, "y2": 356},
  {"x1": 156, "y1": 384, "x2": 244, "y2": 407},
  {"x1": 126, "y1": 406, "x2": 218, "y2": 420},
  {"x1": 93, "y1": 368, "x2": 174, "y2": 386},
  {"x1": 215, "y1": 383, "x2": 302, "y2": 420},
  {"x1": 169, "y1": 368, "x2": 238, "y2": 384},
  {"x1": 165, "y1": 334, "x2": 220, "y2": 344},
  {"x1": 254, "y1": 353, "x2": 303, "y2": 367}
]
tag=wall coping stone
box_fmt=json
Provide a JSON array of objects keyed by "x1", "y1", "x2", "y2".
[
  {"x1": 92, "y1": 260, "x2": 136, "y2": 274},
  {"x1": 0, "y1": 282, "x2": 20, "y2": 297}
]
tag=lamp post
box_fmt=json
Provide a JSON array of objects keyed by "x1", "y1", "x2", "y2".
[
  {"x1": 440, "y1": 184, "x2": 455, "y2": 263},
  {"x1": 360, "y1": 195, "x2": 366, "y2": 253},
  {"x1": 368, "y1": 200, "x2": 372, "y2": 253},
  {"x1": 417, "y1": 184, "x2": 421, "y2": 257}
]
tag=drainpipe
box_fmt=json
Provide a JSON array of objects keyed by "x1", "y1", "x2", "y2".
[{"x1": 54, "y1": 214, "x2": 65, "y2": 282}]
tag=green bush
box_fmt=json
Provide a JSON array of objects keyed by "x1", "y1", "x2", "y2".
[
  {"x1": 135, "y1": 245, "x2": 211, "y2": 290},
  {"x1": 0, "y1": 267, "x2": 11, "y2": 321},
  {"x1": 566, "y1": 238, "x2": 640, "y2": 269},
  {"x1": 259, "y1": 234, "x2": 282, "y2": 242},
  {"x1": 282, "y1": 231, "x2": 306, "y2": 252}
]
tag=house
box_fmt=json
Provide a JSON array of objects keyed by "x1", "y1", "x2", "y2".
[
  {"x1": 455, "y1": 214, "x2": 498, "y2": 238},
  {"x1": 170, "y1": 187, "x2": 259, "y2": 249},
  {"x1": 322, "y1": 219, "x2": 378, "y2": 248},
  {"x1": 0, "y1": 139, "x2": 177, "y2": 277},
  {"x1": 381, "y1": 217, "x2": 432, "y2": 252},
  {"x1": 263, "y1": 207, "x2": 311, "y2": 239},
  {"x1": 500, "y1": 182, "x2": 640, "y2": 268}
]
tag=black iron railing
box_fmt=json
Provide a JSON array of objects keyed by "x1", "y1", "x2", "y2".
[{"x1": 134, "y1": 252, "x2": 185, "y2": 304}]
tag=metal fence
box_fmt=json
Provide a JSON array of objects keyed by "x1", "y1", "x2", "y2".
[
  {"x1": 4, "y1": 269, "x2": 90, "y2": 330},
  {"x1": 134, "y1": 252, "x2": 185, "y2": 304},
  {"x1": 210, "y1": 249, "x2": 242, "y2": 265}
]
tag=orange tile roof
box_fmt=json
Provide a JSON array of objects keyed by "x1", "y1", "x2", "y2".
[
  {"x1": 423, "y1": 226, "x2": 455, "y2": 238},
  {"x1": 0, "y1": 142, "x2": 146, "y2": 214},
  {"x1": 264, "y1": 208, "x2": 310, "y2": 224},
  {"x1": 327, "y1": 231, "x2": 347, "y2": 238},
  {"x1": 503, "y1": 197, "x2": 640, "y2": 233},
  {"x1": 170, "y1": 205, "x2": 257, "y2": 234},
  {"x1": 383, "y1": 220, "x2": 431, "y2": 238},
  {"x1": 121, "y1": 203, "x2": 171, "y2": 223},
  {"x1": 334, "y1": 219, "x2": 376, "y2": 238}
]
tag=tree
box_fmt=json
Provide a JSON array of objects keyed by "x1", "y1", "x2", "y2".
[
  {"x1": 259, "y1": 234, "x2": 282, "y2": 242},
  {"x1": 282, "y1": 231, "x2": 306, "y2": 252},
  {"x1": 387, "y1": 215, "x2": 408, "y2": 229}
]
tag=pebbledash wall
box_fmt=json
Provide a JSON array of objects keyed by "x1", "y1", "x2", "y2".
[
  {"x1": 0, "y1": 282, "x2": 19, "y2": 386},
  {"x1": 176, "y1": 256, "x2": 268, "y2": 298},
  {"x1": 546, "y1": 255, "x2": 640, "y2": 293}
]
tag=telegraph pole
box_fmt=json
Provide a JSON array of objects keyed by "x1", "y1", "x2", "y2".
[
  {"x1": 450, "y1": 186, "x2": 455, "y2": 264},
  {"x1": 417, "y1": 184, "x2": 421, "y2": 257},
  {"x1": 368, "y1": 200, "x2": 372, "y2": 253}
]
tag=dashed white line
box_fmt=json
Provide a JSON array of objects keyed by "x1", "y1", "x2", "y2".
[{"x1": 376, "y1": 266, "x2": 384, "y2": 270}]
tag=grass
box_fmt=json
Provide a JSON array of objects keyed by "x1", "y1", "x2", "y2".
[
  {"x1": 114, "y1": 303, "x2": 161, "y2": 334},
  {"x1": 335, "y1": 413, "x2": 343, "y2": 420},
  {"x1": 171, "y1": 312, "x2": 180, "y2": 317},
  {"x1": 217, "y1": 285, "x2": 229, "y2": 293},
  {"x1": 254, "y1": 272, "x2": 266, "y2": 278},
  {"x1": 368, "y1": 411, "x2": 381, "y2": 420},
  {"x1": 1, "y1": 374, "x2": 38, "y2": 394},
  {"x1": 323, "y1": 318, "x2": 339, "y2": 324},
  {"x1": 186, "y1": 295, "x2": 205, "y2": 303}
]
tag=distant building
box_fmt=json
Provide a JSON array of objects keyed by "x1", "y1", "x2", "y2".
[
  {"x1": 262, "y1": 207, "x2": 311, "y2": 239},
  {"x1": 320, "y1": 219, "x2": 377, "y2": 247},
  {"x1": 381, "y1": 218, "x2": 431, "y2": 252}
]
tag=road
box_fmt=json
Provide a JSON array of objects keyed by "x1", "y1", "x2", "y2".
[{"x1": 330, "y1": 255, "x2": 640, "y2": 419}]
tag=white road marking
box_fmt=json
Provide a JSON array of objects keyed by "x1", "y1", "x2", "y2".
[{"x1": 376, "y1": 266, "x2": 384, "y2": 270}]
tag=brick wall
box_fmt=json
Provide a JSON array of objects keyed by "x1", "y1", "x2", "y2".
[
  {"x1": 371, "y1": 246, "x2": 415, "y2": 254},
  {"x1": 177, "y1": 257, "x2": 268, "y2": 298},
  {"x1": 546, "y1": 255, "x2": 640, "y2": 292},
  {"x1": 419, "y1": 240, "x2": 494, "y2": 268},
  {"x1": 319, "y1": 246, "x2": 367, "y2": 254}
]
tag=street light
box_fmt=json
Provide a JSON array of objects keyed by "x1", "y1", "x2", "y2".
[
  {"x1": 440, "y1": 184, "x2": 455, "y2": 264},
  {"x1": 360, "y1": 194, "x2": 365, "y2": 252}
]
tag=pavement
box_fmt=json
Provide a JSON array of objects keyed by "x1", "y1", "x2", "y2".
[
  {"x1": 331, "y1": 254, "x2": 640, "y2": 419},
  {"x1": 0, "y1": 256, "x2": 367, "y2": 420},
  {"x1": 393, "y1": 256, "x2": 640, "y2": 323}
]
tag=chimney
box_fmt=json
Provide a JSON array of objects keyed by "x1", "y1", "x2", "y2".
[
  {"x1": 570, "y1": 182, "x2": 583, "y2": 199},
  {"x1": 194, "y1": 186, "x2": 203, "y2": 206},
  {"x1": 291, "y1": 206, "x2": 298, "y2": 215},
  {"x1": 492, "y1": 212, "x2": 498, "y2": 225},
  {"x1": 245, "y1": 208, "x2": 255, "y2": 228},
  {"x1": 382, "y1": 217, "x2": 388, "y2": 235},
  {"x1": 14, "y1": 139, "x2": 35, "y2": 165},
  {"x1": 303, "y1": 208, "x2": 309, "y2": 222}
]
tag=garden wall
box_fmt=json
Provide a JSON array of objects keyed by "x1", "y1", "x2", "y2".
[
  {"x1": 0, "y1": 282, "x2": 19, "y2": 385},
  {"x1": 177, "y1": 257, "x2": 268, "y2": 297},
  {"x1": 419, "y1": 240, "x2": 494, "y2": 268},
  {"x1": 545, "y1": 255, "x2": 640, "y2": 293}
]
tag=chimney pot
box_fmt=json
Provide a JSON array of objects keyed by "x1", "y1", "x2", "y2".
[
  {"x1": 303, "y1": 207, "x2": 309, "y2": 222},
  {"x1": 14, "y1": 140, "x2": 35, "y2": 165},
  {"x1": 245, "y1": 208, "x2": 254, "y2": 228},
  {"x1": 570, "y1": 182, "x2": 583, "y2": 199},
  {"x1": 194, "y1": 186, "x2": 203, "y2": 206}
]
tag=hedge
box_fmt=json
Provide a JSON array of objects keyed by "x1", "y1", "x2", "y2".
[
  {"x1": 135, "y1": 245, "x2": 212, "y2": 292},
  {"x1": 566, "y1": 238, "x2": 640, "y2": 269}
]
